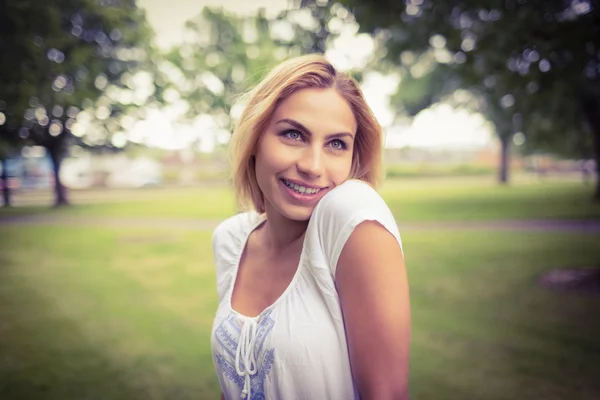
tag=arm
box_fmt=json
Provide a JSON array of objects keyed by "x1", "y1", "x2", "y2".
[{"x1": 336, "y1": 221, "x2": 411, "y2": 400}]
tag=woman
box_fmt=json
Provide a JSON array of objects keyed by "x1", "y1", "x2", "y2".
[{"x1": 211, "y1": 54, "x2": 410, "y2": 400}]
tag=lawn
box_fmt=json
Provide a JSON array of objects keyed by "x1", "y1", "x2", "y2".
[
  {"x1": 379, "y1": 177, "x2": 600, "y2": 221},
  {"x1": 1, "y1": 177, "x2": 599, "y2": 399},
  {"x1": 3, "y1": 176, "x2": 600, "y2": 221}
]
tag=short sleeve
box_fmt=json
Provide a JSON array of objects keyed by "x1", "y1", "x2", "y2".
[{"x1": 309, "y1": 179, "x2": 403, "y2": 277}]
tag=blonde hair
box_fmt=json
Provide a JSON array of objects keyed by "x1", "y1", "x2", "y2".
[{"x1": 229, "y1": 54, "x2": 383, "y2": 213}]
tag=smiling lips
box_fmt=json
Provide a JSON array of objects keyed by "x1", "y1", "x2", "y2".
[{"x1": 281, "y1": 178, "x2": 325, "y2": 195}]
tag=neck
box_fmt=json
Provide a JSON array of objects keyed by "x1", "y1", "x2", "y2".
[{"x1": 260, "y1": 207, "x2": 308, "y2": 252}]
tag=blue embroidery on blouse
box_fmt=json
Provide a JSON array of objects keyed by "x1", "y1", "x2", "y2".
[
  {"x1": 215, "y1": 311, "x2": 276, "y2": 400},
  {"x1": 215, "y1": 353, "x2": 245, "y2": 387},
  {"x1": 215, "y1": 316, "x2": 239, "y2": 358},
  {"x1": 254, "y1": 314, "x2": 275, "y2": 360},
  {"x1": 228, "y1": 315, "x2": 242, "y2": 333}
]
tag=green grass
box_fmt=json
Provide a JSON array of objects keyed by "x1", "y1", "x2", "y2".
[
  {"x1": 407, "y1": 232, "x2": 600, "y2": 399},
  {"x1": 1, "y1": 177, "x2": 600, "y2": 399},
  {"x1": 0, "y1": 226, "x2": 220, "y2": 399},
  {"x1": 2, "y1": 177, "x2": 600, "y2": 221},
  {"x1": 379, "y1": 178, "x2": 600, "y2": 221},
  {"x1": 1, "y1": 225, "x2": 599, "y2": 399},
  {"x1": 0, "y1": 186, "x2": 237, "y2": 219}
]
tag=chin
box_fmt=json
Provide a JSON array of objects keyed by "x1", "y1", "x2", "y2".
[
  {"x1": 277, "y1": 204, "x2": 314, "y2": 222},
  {"x1": 264, "y1": 195, "x2": 316, "y2": 222}
]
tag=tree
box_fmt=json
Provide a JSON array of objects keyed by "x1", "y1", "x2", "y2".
[
  {"x1": 0, "y1": 127, "x2": 21, "y2": 207},
  {"x1": 0, "y1": 0, "x2": 155, "y2": 206},
  {"x1": 339, "y1": 0, "x2": 600, "y2": 195},
  {"x1": 161, "y1": 6, "x2": 344, "y2": 151},
  {"x1": 389, "y1": 60, "x2": 525, "y2": 183},
  {"x1": 162, "y1": 8, "x2": 284, "y2": 138}
]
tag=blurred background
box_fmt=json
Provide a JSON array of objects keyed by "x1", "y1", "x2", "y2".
[{"x1": 1, "y1": 0, "x2": 599, "y2": 399}]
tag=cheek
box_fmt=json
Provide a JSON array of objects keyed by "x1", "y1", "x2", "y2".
[
  {"x1": 254, "y1": 154, "x2": 272, "y2": 190},
  {"x1": 254, "y1": 139, "x2": 288, "y2": 182},
  {"x1": 329, "y1": 153, "x2": 354, "y2": 183},
  {"x1": 256, "y1": 150, "x2": 285, "y2": 173}
]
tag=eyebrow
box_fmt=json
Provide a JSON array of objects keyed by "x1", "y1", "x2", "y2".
[{"x1": 276, "y1": 118, "x2": 355, "y2": 140}]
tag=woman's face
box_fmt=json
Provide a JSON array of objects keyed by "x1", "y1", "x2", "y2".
[{"x1": 254, "y1": 87, "x2": 357, "y2": 222}]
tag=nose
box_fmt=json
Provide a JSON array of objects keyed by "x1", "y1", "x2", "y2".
[{"x1": 296, "y1": 145, "x2": 324, "y2": 178}]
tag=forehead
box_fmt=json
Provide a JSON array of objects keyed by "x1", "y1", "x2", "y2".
[{"x1": 271, "y1": 87, "x2": 357, "y2": 135}]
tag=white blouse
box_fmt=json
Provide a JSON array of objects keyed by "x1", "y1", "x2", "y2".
[{"x1": 211, "y1": 179, "x2": 403, "y2": 400}]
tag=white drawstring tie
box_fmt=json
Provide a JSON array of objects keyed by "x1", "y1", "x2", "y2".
[{"x1": 235, "y1": 318, "x2": 258, "y2": 399}]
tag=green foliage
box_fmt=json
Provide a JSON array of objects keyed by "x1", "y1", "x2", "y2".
[
  {"x1": 163, "y1": 8, "x2": 282, "y2": 129},
  {"x1": 0, "y1": 0, "x2": 154, "y2": 149},
  {"x1": 390, "y1": 62, "x2": 459, "y2": 117},
  {"x1": 0, "y1": 0, "x2": 156, "y2": 203},
  {"x1": 341, "y1": 0, "x2": 600, "y2": 163},
  {"x1": 161, "y1": 5, "x2": 345, "y2": 134}
]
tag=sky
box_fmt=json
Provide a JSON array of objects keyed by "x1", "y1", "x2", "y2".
[
  {"x1": 138, "y1": 0, "x2": 293, "y2": 49},
  {"x1": 134, "y1": 0, "x2": 495, "y2": 152}
]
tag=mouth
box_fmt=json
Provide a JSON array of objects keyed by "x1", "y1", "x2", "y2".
[{"x1": 280, "y1": 178, "x2": 326, "y2": 197}]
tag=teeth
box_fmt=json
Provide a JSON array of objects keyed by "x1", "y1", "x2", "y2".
[{"x1": 284, "y1": 180, "x2": 320, "y2": 195}]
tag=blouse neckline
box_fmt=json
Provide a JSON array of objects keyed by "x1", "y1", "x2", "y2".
[{"x1": 226, "y1": 212, "x2": 309, "y2": 321}]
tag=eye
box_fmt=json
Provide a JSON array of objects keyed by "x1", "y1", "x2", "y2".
[
  {"x1": 282, "y1": 130, "x2": 303, "y2": 141},
  {"x1": 329, "y1": 139, "x2": 347, "y2": 150}
]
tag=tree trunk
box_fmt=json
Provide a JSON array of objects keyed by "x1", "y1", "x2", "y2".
[
  {"x1": 498, "y1": 135, "x2": 510, "y2": 184},
  {"x1": 581, "y1": 94, "x2": 600, "y2": 201},
  {"x1": 48, "y1": 149, "x2": 69, "y2": 206},
  {"x1": 1, "y1": 158, "x2": 11, "y2": 207}
]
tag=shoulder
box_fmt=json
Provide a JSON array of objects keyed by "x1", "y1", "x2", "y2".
[
  {"x1": 311, "y1": 179, "x2": 397, "y2": 240},
  {"x1": 308, "y1": 179, "x2": 402, "y2": 275},
  {"x1": 314, "y1": 179, "x2": 386, "y2": 216},
  {"x1": 212, "y1": 211, "x2": 262, "y2": 259},
  {"x1": 213, "y1": 211, "x2": 260, "y2": 243}
]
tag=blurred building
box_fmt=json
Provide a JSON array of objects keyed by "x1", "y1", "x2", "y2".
[
  {"x1": 1, "y1": 146, "x2": 163, "y2": 190},
  {"x1": 382, "y1": 143, "x2": 594, "y2": 178},
  {"x1": 61, "y1": 153, "x2": 162, "y2": 189},
  {"x1": 160, "y1": 149, "x2": 228, "y2": 185},
  {"x1": 0, "y1": 147, "x2": 53, "y2": 191}
]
